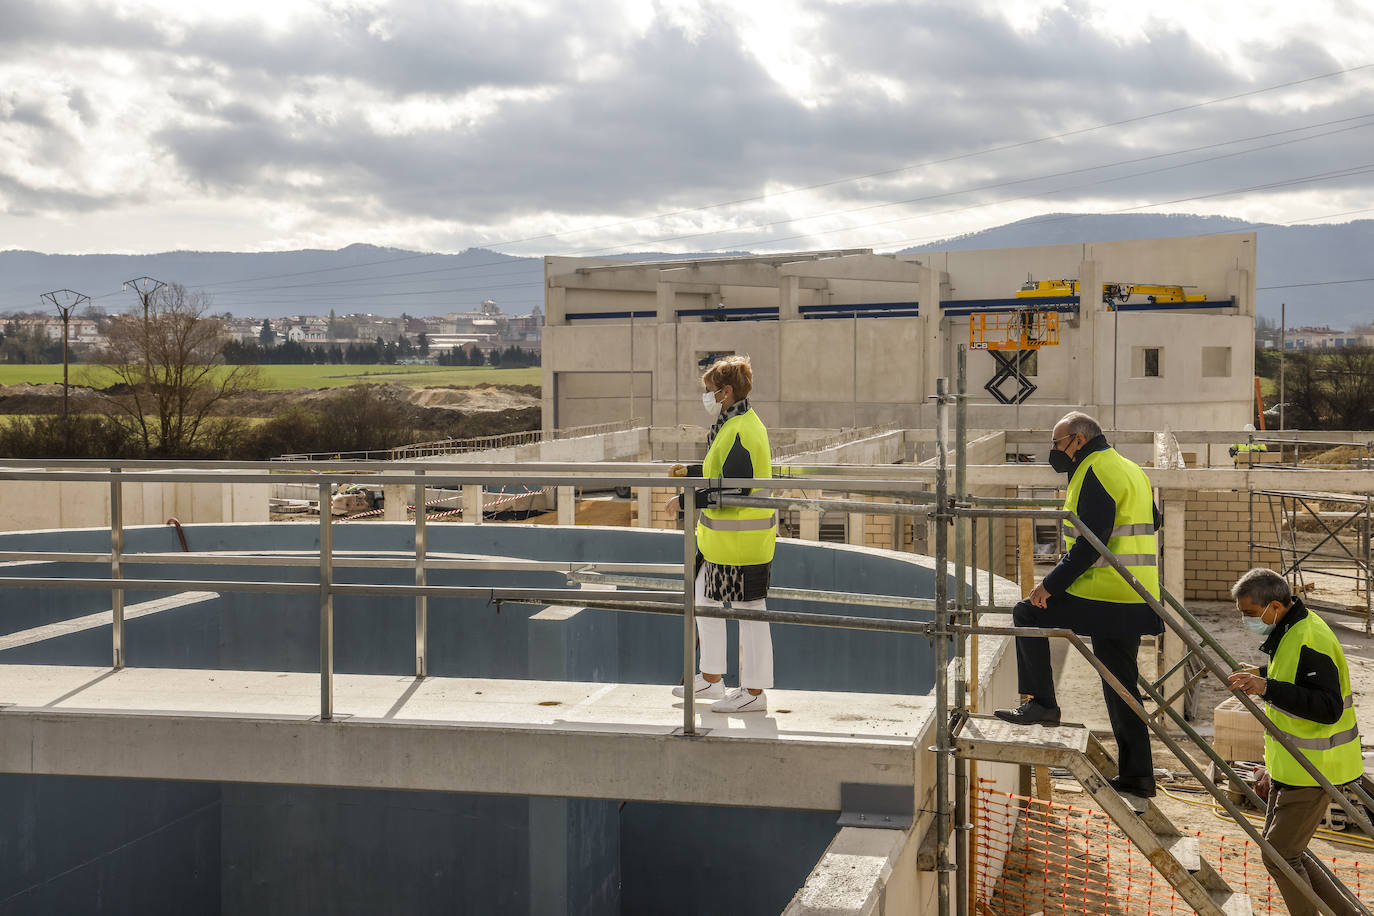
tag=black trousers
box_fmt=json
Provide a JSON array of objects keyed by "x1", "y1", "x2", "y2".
[{"x1": 1012, "y1": 596, "x2": 1156, "y2": 782}]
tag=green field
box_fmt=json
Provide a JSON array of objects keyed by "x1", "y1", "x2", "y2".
[{"x1": 0, "y1": 364, "x2": 540, "y2": 390}]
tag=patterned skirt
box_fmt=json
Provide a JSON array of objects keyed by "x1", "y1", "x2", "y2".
[{"x1": 702, "y1": 558, "x2": 771, "y2": 603}]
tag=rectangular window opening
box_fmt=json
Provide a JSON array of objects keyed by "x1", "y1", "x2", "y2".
[
  {"x1": 1131, "y1": 346, "x2": 1163, "y2": 378},
  {"x1": 1202, "y1": 346, "x2": 1232, "y2": 378}
]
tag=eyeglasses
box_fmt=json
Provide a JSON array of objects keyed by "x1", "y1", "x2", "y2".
[{"x1": 1051, "y1": 433, "x2": 1077, "y2": 448}]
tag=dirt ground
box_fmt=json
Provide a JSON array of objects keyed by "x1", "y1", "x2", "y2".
[{"x1": 0, "y1": 381, "x2": 540, "y2": 417}]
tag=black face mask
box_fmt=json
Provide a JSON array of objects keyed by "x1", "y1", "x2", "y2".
[{"x1": 1048, "y1": 448, "x2": 1075, "y2": 474}]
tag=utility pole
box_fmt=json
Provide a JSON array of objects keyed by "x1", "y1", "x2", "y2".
[
  {"x1": 1279, "y1": 303, "x2": 1286, "y2": 431},
  {"x1": 122, "y1": 276, "x2": 164, "y2": 391},
  {"x1": 40, "y1": 288, "x2": 90, "y2": 451}
]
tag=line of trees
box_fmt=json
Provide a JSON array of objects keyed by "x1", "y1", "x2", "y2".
[
  {"x1": 434, "y1": 345, "x2": 539, "y2": 367},
  {"x1": 222, "y1": 336, "x2": 415, "y2": 365},
  {"x1": 220, "y1": 337, "x2": 539, "y2": 367},
  {"x1": 1259, "y1": 345, "x2": 1374, "y2": 429}
]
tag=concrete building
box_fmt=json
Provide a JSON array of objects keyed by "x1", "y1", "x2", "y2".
[{"x1": 540, "y1": 234, "x2": 1256, "y2": 433}]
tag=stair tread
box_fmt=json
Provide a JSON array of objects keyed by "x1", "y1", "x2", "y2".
[
  {"x1": 1161, "y1": 833, "x2": 1200, "y2": 871},
  {"x1": 956, "y1": 715, "x2": 1088, "y2": 754},
  {"x1": 1212, "y1": 890, "x2": 1253, "y2": 916}
]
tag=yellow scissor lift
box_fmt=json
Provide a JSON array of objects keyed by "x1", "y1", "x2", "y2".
[{"x1": 968, "y1": 296, "x2": 1061, "y2": 404}]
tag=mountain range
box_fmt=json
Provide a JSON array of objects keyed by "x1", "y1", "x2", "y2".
[{"x1": 1, "y1": 213, "x2": 1368, "y2": 327}]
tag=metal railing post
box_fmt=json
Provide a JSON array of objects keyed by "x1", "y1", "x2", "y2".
[
  {"x1": 110, "y1": 468, "x2": 124, "y2": 670},
  {"x1": 415, "y1": 469, "x2": 427, "y2": 678},
  {"x1": 933, "y1": 377, "x2": 952, "y2": 916},
  {"x1": 319, "y1": 481, "x2": 334, "y2": 720},
  {"x1": 953, "y1": 350, "x2": 970, "y2": 916},
  {"x1": 682, "y1": 485, "x2": 698, "y2": 735}
]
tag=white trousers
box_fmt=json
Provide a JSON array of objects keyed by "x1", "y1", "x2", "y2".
[{"x1": 695, "y1": 566, "x2": 774, "y2": 689}]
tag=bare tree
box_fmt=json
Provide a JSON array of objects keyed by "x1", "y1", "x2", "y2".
[{"x1": 92, "y1": 283, "x2": 260, "y2": 457}]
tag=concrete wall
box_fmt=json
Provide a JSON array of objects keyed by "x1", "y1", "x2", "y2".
[
  {"x1": 0, "y1": 775, "x2": 219, "y2": 915},
  {"x1": 418, "y1": 427, "x2": 649, "y2": 465},
  {"x1": 0, "y1": 521, "x2": 977, "y2": 915},
  {"x1": 0, "y1": 477, "x2": 267, "y2": 532}
]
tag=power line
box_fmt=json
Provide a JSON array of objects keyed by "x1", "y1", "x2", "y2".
[
  {"x1": 197, "y1": 110, "x2": 1374, "y2": 301},
  {"x1": 569, "y1": 117, "x2": 1374, "y2": 257},
  {"x1": 163, "y1": 60, "x2": 1374, "y2": 291},
  {"x1": 1259, "y1": 277, "x2": 1374, "y2": 290}
]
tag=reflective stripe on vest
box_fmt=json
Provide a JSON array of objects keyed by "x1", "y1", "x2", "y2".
[
  {"x1": 696, "y1": 409, "x2": 777, "y2": 567},
  {"x1": 1092, "y1": 553, "x2": 1158, "y2": 568},
  {"x1": 1113, "y1": 523, "x2": 1155, "y2": 537},
  {"x1": 1280, "y1": 721, "x2": 1360, "y2": 751},
  {"x1": 1264, "y1": 608, "x2": 1363, "y2": 787},
  {"x1": 699, "y1": 512, "x2": 778, "y2": 532},
  {"x1": 1062, "y1": 447, "x2": 1160, "y2": 603}
]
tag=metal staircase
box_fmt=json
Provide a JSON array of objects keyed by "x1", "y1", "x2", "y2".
[
  {"x1": 933, "y1": 351, "x2": 1374, "y2": 915},
  {"x1": 956, "y1": 715, "x2": 1252, "y2": 916},
  {"x1": 954, "y1": 576, "x2": 1374, "y2": 916}
]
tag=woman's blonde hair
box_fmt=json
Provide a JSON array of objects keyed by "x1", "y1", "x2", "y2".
[{"x1": 702, "y1": 354, "x2": 753, "y2": 399}]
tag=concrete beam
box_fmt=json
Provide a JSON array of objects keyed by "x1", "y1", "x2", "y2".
[
  {"x1": 0, "y1": 667, "x2": 924, "y2": 812},
  {"x1": 784, "y1": 826, "x2": 921, "y2": 916},
  {"x1": 780, "y1": 254, "x2": 925, "y2": 284},
  {"x1": 954, "y1": 464, "x2": 1374, "y2": 493}
]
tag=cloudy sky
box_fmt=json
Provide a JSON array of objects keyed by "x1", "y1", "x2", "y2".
[{"x1": 1, "y1": 0, "x2": 1371, "y2": 259}]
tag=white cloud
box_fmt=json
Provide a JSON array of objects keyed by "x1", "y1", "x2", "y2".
[{"x1": 0, "y1": 0, "x2": 1371, "y2": 256}]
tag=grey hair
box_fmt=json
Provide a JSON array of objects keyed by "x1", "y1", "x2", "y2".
[
  {"x1": 1059, "y1": 411, "x2": 1103, "y2": 441},
  {"x1": 1231, "y1": 568, "x2": 1291, "y2": 607}
]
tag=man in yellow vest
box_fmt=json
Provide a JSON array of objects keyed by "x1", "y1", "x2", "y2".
[
  {"x1": 995, "y1": 411, "x2": 1164, "y2": 803},
  {"x1": 1228, "y1": 568, "x2": 1362, "y2": 916}
]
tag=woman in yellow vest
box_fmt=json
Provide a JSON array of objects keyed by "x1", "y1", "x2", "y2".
[
  {"x1": 1228, "y1": 568, "x2": 1362, "y2": 916},
  {"x1": 667, "y1": 355, "x2": 776, "y2": 713}
]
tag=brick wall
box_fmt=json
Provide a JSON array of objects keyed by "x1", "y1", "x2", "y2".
[{"x1": 1184, "y1": 489, "x2": 1279, "y2": 600}]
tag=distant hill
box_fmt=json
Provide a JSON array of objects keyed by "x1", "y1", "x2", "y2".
[
  {"x1": 2, "y1": 214, "x2": 1367, "y2": 325},
  {"x1": 0, "y1": 245, "x2": 542, "y2": 320},
  {"x1": 901, "y1": 213, "x2": 1374, "y2": 327}
]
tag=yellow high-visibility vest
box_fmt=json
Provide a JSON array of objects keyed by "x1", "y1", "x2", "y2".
[
  {"x1": 1265, "y1": 609, "x2": 1362, "y2": 787},
  {"x1": 1062, "y1": 448, "x2": 1160, "y2": 603},
  {"x1": 696, "y1": 409, "x2": 776, "y2": 566}
]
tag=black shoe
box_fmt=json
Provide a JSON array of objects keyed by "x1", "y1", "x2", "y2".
[
  {"x1": 1108, "y1": 776, "x2": 1157, "y2": 798},
  {"x1": 993, "y1": 699, "x2": 1062, "y2": 727}
]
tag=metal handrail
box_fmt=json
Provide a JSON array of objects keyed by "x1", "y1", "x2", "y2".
[
  {"x1": 960, "y1": 504, "x2": 1374, "y2": 838},
  {"x1": 956, "y1": 623, "x2": 1361, "y2": 916}
]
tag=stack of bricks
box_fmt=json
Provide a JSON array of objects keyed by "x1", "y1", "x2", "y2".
[
  {"x1": 855, "y1": 493, "x2": 898, "y2": 551},
  {"x1": 646, "y1": 486, "x2": 683, "y2": 530},
  {"x1": 1184, "y1": 489, "x2": 1279, "y2": 600}
]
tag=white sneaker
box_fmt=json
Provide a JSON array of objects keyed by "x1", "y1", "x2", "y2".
[
  {"x1": 672, "y1": 674, "x2": 725, "y2": 699},
  {"x1": 711, "y1": 687, "x2": 767, "y2": 713}
]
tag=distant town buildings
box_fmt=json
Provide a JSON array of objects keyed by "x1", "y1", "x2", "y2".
[
  {"x1": 1255, "y1": 326, "x2": 1374, "y2": 350},
  {"x1": 0, "y1": 302, "x2": 541, "y2": 362}
]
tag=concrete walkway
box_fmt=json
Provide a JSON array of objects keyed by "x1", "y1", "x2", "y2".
[{"x1": 0, "y1": 666, "x2": 931, "y2": 810}]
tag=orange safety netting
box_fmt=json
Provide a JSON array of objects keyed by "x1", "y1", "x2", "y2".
[{"x1": 974, "y1": 779, "x2": 1374, "y2": 914}]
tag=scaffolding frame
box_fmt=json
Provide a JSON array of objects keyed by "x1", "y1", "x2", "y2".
[
  {"x1": 1243, "y1": 434, "x2": 1374, "y2": 469},
  {"x1": 1250, "y1": 488, "x2": 1373, "y2": 633}
]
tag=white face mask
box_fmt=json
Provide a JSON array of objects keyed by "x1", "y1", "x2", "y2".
[{"x1": 702, "y1": 389, "x2": 719, "y2": 415}]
